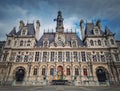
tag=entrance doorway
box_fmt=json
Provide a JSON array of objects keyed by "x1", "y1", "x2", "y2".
[
  {"x1": 57, "y1": 66, "x2": 63, "y2": 80},
  {"x1": 96, "y1": 68, "x2": 107, "y2": 82},
  {"x1": 15, "y1": 68, "x2": 25, "y2": 82}
]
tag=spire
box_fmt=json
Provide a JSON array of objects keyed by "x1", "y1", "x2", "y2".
[
  {"x1": 55, "y1": 10, "x2": 64, "y2": 33},
  {"x1": 80, "y1": 19, "x2": 85, "y2": 40}
]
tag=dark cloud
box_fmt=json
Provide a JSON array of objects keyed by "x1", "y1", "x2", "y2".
[{"x1": 0, "y1": 0, "x2": 120, "y2": 40}]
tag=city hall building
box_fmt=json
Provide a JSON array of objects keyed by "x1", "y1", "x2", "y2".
[{"x1": 0, "y1": 11, "x2": 120, "y2": 86}]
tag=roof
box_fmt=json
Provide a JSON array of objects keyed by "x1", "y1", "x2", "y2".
[
  {"x1": 8, "y1": 27, "x2": 16, "y2": 35},
  {"x1": 16, "y1": 23, "x2": 35, "y2": 36},
  {"x1": 36, "y1": 32, "x2": 84, "y2": 47},
  {"x1": 85, "y1": 23, "x2": 94, "y2": 36}
]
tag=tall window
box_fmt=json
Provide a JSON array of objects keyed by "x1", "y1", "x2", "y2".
[
  {"x1": 42, "y1": 68, "x2": 46, "y2": 76},
  {"x1": 58, "y1": 52, "x2": 62, "y2": 62},
  {"x1": 3, "y1": 53, "x2": 8, "y2": 61},
  {"x1": 81, "y1": 52, "x2": 86, "y2": 62},
  {"x1": 101, "y1": 55, "x2": 105, "y2": 62},
  {"x1": 43, "y1": 52, "x2": 47, "y2": 62},
  {"x1": 110, "y1": 39, "x2": 114, "y2": 45},
  {"x1": 50, "y1": 68, "x2": 54, "y2": 76},
  {"x1": 114, "y1": 54, "x2": 119, "y2": 61},
  {"x1": 98, "y1": 40, "x2": 101, "y2": 46},
  {"x1": 93, "y1": 55, "x2": 97, "y2": 62},
  {"x1": 50, "y1": 52, "x2": 54, "y2": 62},
  {"x1": 20, "y1": 40, "x2": 23, "y2": 46},
  {"x1": 16, "y1": 55, "x2": 21, "y2": 62},
  {"x1": 73, "y1": 52, "x2": 78, "y2": 62},
  {"x1": 90, "y1": 40, "x2": 94, "y2": 46},
  {"x1": 33, "y1": 68, "x2": 38, "y2": 75},
  {"x1": 66, "y1": 52, "x2": 70, "y2": 62},
  {"x1": 83, "y1": 68, "x2": 87, "y2": 77},
  {"x1": 35, "y1": 52, "x2": 39, "y2": 62},
  {"x1": 67, "y1": 68, "x2": 70, "y2": 76},
  {"x1": 14, "y1": 41, "x2": 17, "y2": 46},
  {"x1": 24, "y1": 55, "x2": 28, "y2": 62},
  {"x1": 75, "y1": 68, "x2": 79, "y2": 76}
]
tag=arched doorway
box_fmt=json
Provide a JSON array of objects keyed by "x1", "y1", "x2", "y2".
[
  {"x1": 15, "y1": 67, "x2": 25, "y2": 82},
  {"x1": 96, "y1": 67, "x2": 108, "y2": 82},
  {"x1": 57, "y1": 66, "x2": 63, "y2": 80}
]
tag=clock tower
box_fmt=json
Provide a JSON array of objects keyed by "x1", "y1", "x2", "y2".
[{"x1": 55, "y1": 11, "x2": 64, "y2": 33}]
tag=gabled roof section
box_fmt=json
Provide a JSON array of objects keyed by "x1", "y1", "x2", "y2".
[
  {"x1": 16, "y1": 23, "x2": 35, "y2": 36},
  {"x1": 85, "y1": 23, "x2": 94, "y2": 36},
  {"x1": 105, "y1": 26, "x2": 114, "y2": 36},
  {"x1": 26, "y1": 23, "x2": 35, "y2": 36},
  {"x1": 36, "y1": 33, "x2": 55, "y2": 47},
  {"x1": 36, "y1": 32, "x2": 84, "y2": 47},
  {"x1": 8, "y1": 27, "x2": 16, "y2": 35}
]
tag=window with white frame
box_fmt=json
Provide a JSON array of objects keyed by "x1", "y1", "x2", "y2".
[
  {"x1": 58, "y1": 52, "x2": 62, "y2": 62},
  {"x1": 66, "y1": 52, "x2": 70, "y2": 62}
]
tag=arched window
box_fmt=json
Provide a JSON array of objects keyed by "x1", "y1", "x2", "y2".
[
  {"x1": 98, "y1": 40, "x2": 101, "y2": 46},
  {"x1": 50, "y1": 68, "x2": 54, "y2": 76},
  {"x1": 83, "y1": 68, "x2": 87, "y2": 77},
  {"x1": 42, "y1": 68, "x2": 46, "y2": 76},
  {"x1": 90, "y1": 40, "x2": 94, "y2": 46},
  {"x1": 20, "y1": 40, "x2": 23, "y2": 46},
  {"x1": 66, "y1": 68, "x2": 70, "y2": 76},
  {"x1": 33, "y1": 68, "x2": 38, "y2": 75},
  {"x1": 75, "y1": 68, "x2": 79, "y2": 76},
  {"x1": 110, "y1": 39, "x2": 114, "y2": 45},
  {"x1": 27, "y1": 40, "x2": 31, "y2": 46}
]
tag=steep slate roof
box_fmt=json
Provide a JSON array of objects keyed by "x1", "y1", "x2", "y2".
[
  {"x1": 85, "y1": 23, "x2": 94, "y2": 36},
  {"x1": 8, "y1": 27, "x2": 16, "y2": 35},
  {"x1": 104, "y1": 26, "x2": 113, "y2": 35},
  {"x1": 36, "y1": 32, "x2": 84, "y2": 47},
  {"x1": 26, "y1": 23, "x2": 35, "y2": 36},
  {"x1": 16, "y1": 23, "x2": 35, "y2": 36}
]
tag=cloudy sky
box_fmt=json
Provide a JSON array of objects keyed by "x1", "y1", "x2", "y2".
[{"x1": 0, "y1": 0, "x2": 120, "y2": 40}]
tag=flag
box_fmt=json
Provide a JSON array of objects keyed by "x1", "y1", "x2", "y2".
[{"x1": 54, "y1": 18, "x2": 57, "y2": 21}]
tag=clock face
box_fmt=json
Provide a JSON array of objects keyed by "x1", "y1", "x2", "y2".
[
  {"x1": 55, "y1": 34, "x2": 65, "y2": 46},
  {"x1": 57, "y1": 40, "x2": 64, "y2": 46}
]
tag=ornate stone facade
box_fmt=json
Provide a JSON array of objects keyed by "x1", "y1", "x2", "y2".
[{"x1": 0, "y1": 11, "x2": 120, "y2": 86}]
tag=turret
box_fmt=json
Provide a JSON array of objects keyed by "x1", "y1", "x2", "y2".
[
  {"x1": 55, "y1": 11, "x2": 64, "y2": 33},
  {"x1": 80, "y1": 19, "x2": 85, "y2": 40},
  {"x1": 19, "y1": 20, "x2": 25, "y2": 30},
  {"x1": 35, "y1": 20, "x2": 40, "y2": 41},
  {"x1": 96, "y1": 19, "x2": 101, "y2": 30}
]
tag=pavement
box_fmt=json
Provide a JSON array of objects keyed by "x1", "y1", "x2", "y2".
[{"x1": 0, "y1": 85, "x2": 120, "y2": 91}]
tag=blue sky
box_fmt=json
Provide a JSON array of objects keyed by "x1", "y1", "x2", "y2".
[{"x1": 0, "y1": 0, "x2": 120, "y2": 40}]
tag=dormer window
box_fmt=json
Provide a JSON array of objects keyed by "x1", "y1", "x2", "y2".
[
  {"x1": 95, "y1": 29, "x2": 99, "y2": 34},
  {"x1": 43, "y1": 41, "x2": 49, "y2": 47},
  {"x1": 22, "y1": 29, "x2": 26, "y2": 35},
  {"x1": 72, "y1": 40, "x2": 77, "y2": 47}
]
